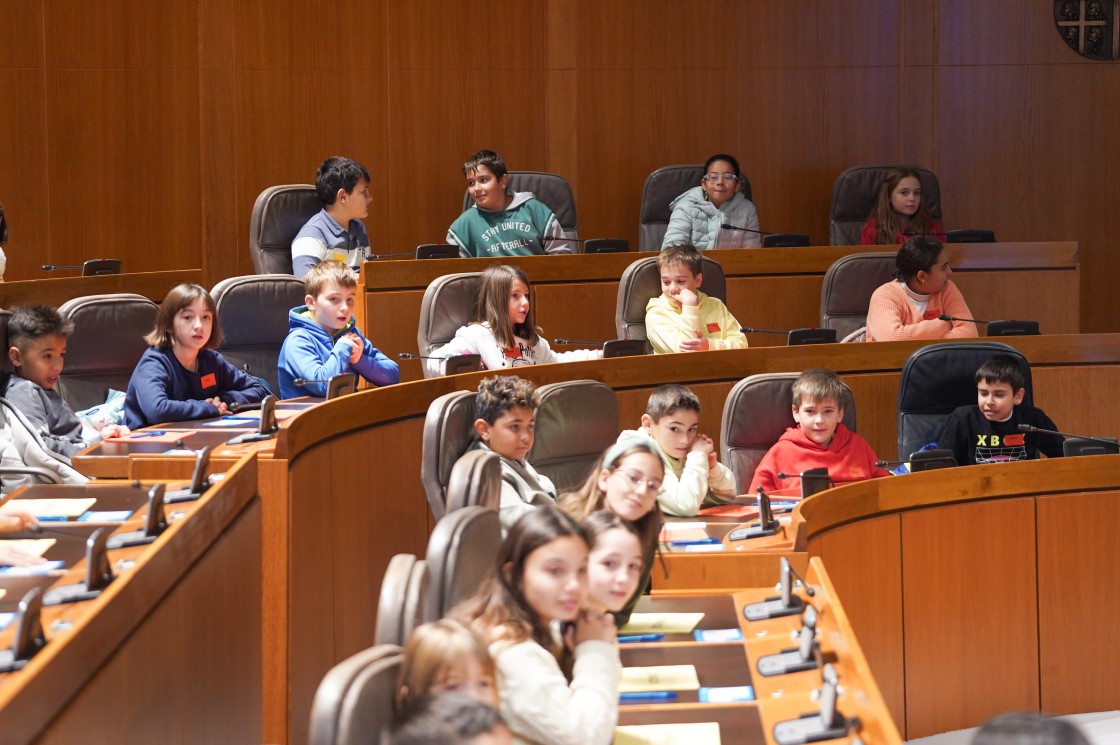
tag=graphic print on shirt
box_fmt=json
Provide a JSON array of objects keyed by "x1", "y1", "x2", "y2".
[
  {"x1": 974, "y1": 432, "x2": 1027, "y2": 464},
  {"x1": 487, "y1": 339, "x2": 535, "y2": 368}
]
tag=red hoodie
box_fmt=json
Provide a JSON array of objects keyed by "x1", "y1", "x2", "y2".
[{"x1": 749, "y1": 423, "x2": 890, "y2": 494}]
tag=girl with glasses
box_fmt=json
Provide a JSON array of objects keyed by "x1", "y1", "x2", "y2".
[{"x1": 662, "y1": 153, "x2": 761, "y2": 249}]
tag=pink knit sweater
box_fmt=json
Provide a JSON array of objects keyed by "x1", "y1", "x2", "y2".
[{"x1": 865, "y1": 280, "x2": 978, "y2": 342}]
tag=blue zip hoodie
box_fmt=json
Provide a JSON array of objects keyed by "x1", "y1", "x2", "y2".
[{"x1": 277, "y1": 306, "x2": 399, "y2": 399}]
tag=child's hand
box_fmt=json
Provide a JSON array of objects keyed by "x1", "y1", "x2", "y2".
[
  {"x1": 679, "y1": 332, "x2": 710, "y2": 352},
  {"x1": 574, "y1": 608, "x2": 616, "y2": 646},
  {"x1": 677, "y1": 287, "x2": 699, "y2": 307},
  {"x1": 99, "y1": 423, "x2": 130, "y2": 439},
  {"x1": 0, "y1": 511, "x2": 38, "y2": 534},
  {"x1": 0, "y1": 544, "x2": 47, "y2": 568},
  {"x1": 206, "y1": 397, "x2": 230, "y2": 416},
  {"x1": 690, "y1": 433, "x2": 715, "y2": 456},
  {"x1": 708, "y1": 451, "x2": 718, "y2": 470},
  {"x1": 343, "y1": 333, "x2": 363, "y2": 365}
]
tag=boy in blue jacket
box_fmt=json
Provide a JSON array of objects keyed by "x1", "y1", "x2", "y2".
[{"x1": 278, "y1": 260, "x2": 399, "y2": 399}]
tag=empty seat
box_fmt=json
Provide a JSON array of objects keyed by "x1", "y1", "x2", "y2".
[
  {"x1": 416, "y1": 272, "x2": 482, "y2": 379},
  {"x1": 373, "y1": 554, "x2": 429, "y2": 647},
  {"x1": 615, "y1": 255, "x2": 727, "y2": 341},
  {"x1": 249, "y1": 185, "x2": 321, "y2": 275},
  {"x1": 307, "y1": 644, "x2": 402, "y2": 745},
  {"x1": 819, "y1": 252, "x2": 897, "y2": 340},
  {"x1": 528, "y1": 380, "x2": 619, "y2": 494},
  {"x1": 425, "y1": 506, "x2": 501, "y2": 620},
  {"x1": 462, "y1": 171, "x2": 579, "y2": 247},
  {"x1": 211, "y1": 275, "x2": 306, "y2": 395},
  {"x1": 420, "y1": 390, "x2": 478, "y2": 520},
  {"x1": 445, "y1": 449, "x2": 502, "y2": 514},
  {"x1": 829, "y1": 165, "x2": 942, "y2": 245}
]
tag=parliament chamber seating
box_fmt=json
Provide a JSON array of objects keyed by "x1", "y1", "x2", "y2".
[
  {"x1": 424, "y1": 505, "x2": 500, "y2": 620},
  {"x1": 373, "y1": 553, "x2": 429, "y2": 647},
  {"x1": 819, "y1": 251, "x2": 897, "y2": 341},
  {"x1": 638, "y1": 164, "x2": 755, "y2": 251},
  {"x1": 829, "y1": 164, "x2": 942, "y2": 245},
  {"x1": 250, "y1": 184, "x2": 320, "y2": 275},
  {"x1": 614, "y1": 253, "x2": 728, "y2": 343},
  {"x1": 527, "y1": 379, "x2": 619, "y2": 494},
  {"x1": 444, "y1": 449, "x2": 502, "y2": 514},
  {"x1": 415, "y1": 271, "x2": 481, "y2": 379},
  {"x1": 307, "y1": 644, "x2": 402, "y2": 745},
  {"x1": 461, "y1": 170, "x2": 580, "y2": 248}
]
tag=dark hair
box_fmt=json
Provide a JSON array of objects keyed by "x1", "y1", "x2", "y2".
[
  {"x1": 315, "y1": 156, "x2": 371, "y2": 206},
  {"x1": 473, "y1": 264, "x2": 540, "y2": 348},
  {"x1": 703, "y1": 153, "x2": 741, "y2": 179},
  {"x1": 462, "y1": 149, "x2": 509, "y2": 180},
  {"x1": 976, "y1": 354, "x2": 1026, "y2": 392},
  {"x1": 971, "y1": 712, "x2": 1090, "y2": 745},
  {"x1": 645, "y1": 383, "x2": 701, "y2": 422},
  {"x1": 475, "y1": 375, "x2": 539, "y2": 426},
  {"x1": 869, "y1": 168, "x2": 938, "y2": 244},
  {"x1": 894, "y1": 235, "x2": 945, "y2": 283},
  {"x1": 658, "y1": 245, "x2": 702, "y2": 277},
  {"x1": 0, "y1": 201, "x2": 8, "y2": 245},
  {"x1": 145, "y1": 284, "x2": 221, "y2": 350},
  {"x1": 8, "y1": 304, "x2": 73, "y2": 351},
  {"x1": 391, "y1": 694, "x2": 506, "y2": 745}
]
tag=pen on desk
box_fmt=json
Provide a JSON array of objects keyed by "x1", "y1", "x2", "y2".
[
  {"x1": 618, "y1": 633, "x2": 665, "y2": 644},
  {"x1": 130, "y1": 431, "x2": 167, "y2": 439},
  {"x1": 668, "y1": 537, "x2": 719, "y2": 546},
  {"x1": 619, "y1": 691, "x2": 678, "y2": 701}
]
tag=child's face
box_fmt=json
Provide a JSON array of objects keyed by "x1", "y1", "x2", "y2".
[
  {"x1": 336, "y1": 178, "x2": 372, "y2": 222},
  {"x1": 475, "y1": 405, "x2": 535, "y2": 460},
  {"x1": 465, "y1": 724, "x2": 513, "y2": 745},
  {"x1": 913, "y1": 250, "x2": 952, "y2": 294},
  {"x1": 642, "y1": 408, "x2": 699, "y2": 460},
  {"x1": 305, "y1": 280, "x2": 356, "y2": 332},
  {"x1": 659, "y1": 263, "x2": 703, "y2": 310},
  {"x1": 700, "y1": 159, "x2": 741, "y2": 208},
  {"x1": 597, "y1": 451, "x2": 663, "y2": 521},
  {"x1": 890, "y1": 176, "x2": 922, "y2": 217},
  {"x1": 977, "y1": 380, "x2": 1024, "y2": 422},
  {"x1": 9, "y1": 334, "x2": 66, "y2": 390},
  {"x1": 507, "y1": 278, "x2": 530, "y2": 327},
  {"x1": 792, "y1": 397, "x2": 844, "y2": 447},
  {"x1": 466, "y1": 166, "x2": 510, "y2": 212},
  {"x1": 172, "y1": 296, "x2": 213, "y2": 353},
  {"x1": 430, "y1": 657, "x2": 497, "y2": 707},
  {"x1": 520, "y1": 536, "x2": 587, "y2": 623},
  {"x1": 586, "y1": 527, "x2": 644, "y2": 613}
]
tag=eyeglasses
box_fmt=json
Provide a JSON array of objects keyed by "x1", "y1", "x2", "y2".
[
  {"x1": 613, "y1": 469, "x2": 662, "y2": 495},
  {"x1": 704, "y1": 173, "x2": 740, "y2": 184}
]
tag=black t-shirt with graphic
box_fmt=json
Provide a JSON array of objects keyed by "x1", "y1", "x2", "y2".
[{"x1": 938, "y1": 404, "x2": 1064, "y2": 466}]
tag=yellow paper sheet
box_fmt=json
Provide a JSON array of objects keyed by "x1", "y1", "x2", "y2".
[
  {"x1": 619, "y1": 612, "x2": 704, "y2": 635},
  {"x1": 0, "y1": 589, "x2": 6, "y2": 600},
  {"x1": 614, "y1": 722, "x2": 721, "y2": 745},
  {"x1": 618, "y1": 664, "x2": 700, "y2": 693},
  {"x1": 0, "y1": 498, "x2": 96, "y2": 519},
  {"x1": 1, "y1": 539, "x2": 56, "y2": 558}
]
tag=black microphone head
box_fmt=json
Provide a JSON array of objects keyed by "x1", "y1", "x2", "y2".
[
  {"x1": 1017, "y1": 423, "x2": 1033, "y2": 432},
  {"x1": 398, "y1": 352, "x2": 416, "y2": 359},
  {"x1": 805, "y1": 586, "x2": 816, "y2": 597},
  {"x1": 937, "y1": 314, "x2": 951, "y2": 321}
]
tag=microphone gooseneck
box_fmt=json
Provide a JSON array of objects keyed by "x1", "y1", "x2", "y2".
[
  {"x1": 739, "y1": 327, "x2": 787, "y2": 335},
  {"x1": 938, "y1": 314, "x2": 991, "y2": 325},
  {"x1": 1018, "y1": 423, "x2": 1119, "y2": 448},
  {"x1": 553, "y1": 338, "x2": 601, "y2": 346}
]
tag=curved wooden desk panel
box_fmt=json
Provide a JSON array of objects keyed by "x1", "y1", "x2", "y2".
[{"x1": 0, "y1": 269, "x2": 203, "y2": 310}]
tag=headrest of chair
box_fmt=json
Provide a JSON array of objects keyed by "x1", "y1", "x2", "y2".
[
  {"x1": 898, "y1": 342, "x2": 1031, "y2": 414},
  {"x1": 461, "y1": 171, "x2": 577, "y2": 232},
  {"x1": 249, "y1": 185, "x2": 320, "y2": 274},
  {"x1": 639, "y1": 165, "x2": 705, "y2": 224},
  {"x1": 722, "y1": 373, "x2": 857, "y2": 451},
  {"x1": 529, "y1": 380, "x2": 619, "y2": 493},
  {"x1": 446, "y1": 450, "x2": 502, "y2": 514},
  {"x1": 56, "y1": 294, "x2": 157, "y2": 372},
  {"x1": 820, "y1": 253, "x2": 897, "y2": 317},
  {"x1": 418, "y1": 273, "x2": 482, "y2": 355},
  {"x1": 307, "y1": 645, "x2": 402, "y2": 745},
  {"x1": 212, "y1": 275, "x2": 306, "y2": 347},
  {"x1": 421, "y1": 390, "x2": 479, "y2": 520},
  {"x1": 426, "y1": 506, "x2": 501, "y2": 617},
  {"x1": 829, "y1": 165, "x2": 941, "y2": 245},
  {"x1": 615, "y1": 256, "x2": 728, "y2": 340}
]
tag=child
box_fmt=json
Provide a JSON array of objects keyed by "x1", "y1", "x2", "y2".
[
  {"x1": 582, "y1": 511, "x2": 645, "y2": 617},
  {"x1": 426, "y1": 264, "x2": 600, "y2": 377},
  {"x1": 470, "y1": 375, "x2": 556, "y2": 533},
  {"x1": 662, "y1": 154, "x2": 761, "y2": 249},
  {"x1": 5, "y1": 304, "x2": 129, "y2": 457},
  {"x1": 291, "y1": 156, "x2": 372, "y2": 279},
  {"x1": 445, "y1": 150, "x2": 570, "y2": 258},
  {"x1": 397, "y1": 619, "x2": 497, "y2": 714},
  {"x1": 558, "y1": 438, "x2": 664, "y2": 625},
  {"x1": 124, "y1": 285, "x2": 268, "y2": 429},
  {"x1": 859, "y1": 168, "x2": 946, "y2": 245},
  {"x1": 278, "y1": 260, "x2": 399, "y2": 399},
  {"x1": 645, "y1": 245, "x2": 747, "y2": 354},
  {"x1": 453, "y1": 507, "x2": 619, "y2": 745},
  {"x1": 618, "y1": 384, "x2": 736, "y2": 517},
  {"x1": 865, "y1": 236, "x2": 978, "y2": 342},
  {"x1": 392, "y1": 695, "x2": 512, "y2": 745},
  {"x1": 750, "y1": 369, "x2": 889, "y2": 493},
  {"x1": 938, "y1": 354, "x2": 1064, "y2": 466}
]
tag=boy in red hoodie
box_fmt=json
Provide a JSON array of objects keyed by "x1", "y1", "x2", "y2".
[{"x1": 749, "y1": 369, "x2": 890, "y2": 494}]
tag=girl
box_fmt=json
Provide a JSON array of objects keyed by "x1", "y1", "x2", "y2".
[
  {"x1": 397, "y1": 619, "x2": 498, "y2": 714},
  {"x1": 123, "y1": 284, "x2": 267, "y2": 429},
  {"x1": 454, "y1": 507, "x2": 619, "y2": 745},
  {"x1": 582, "y1": 511, "x2": 644, "y2": 616},
  {"x1": 558, "y1": 438, "x2": 664, "y2": 625},
  {"x1": 865, "y1": 236, "x2": 978, "y2": 342},
  {"x1": 426, "y1": 264, "x2": 601, "y2": 376},
  {"x1": 860, "y1": 168, "x2": 946, "y2": 245},
  {"x1": 662, "y1": 154, "x2": 761, "y2": 249}
]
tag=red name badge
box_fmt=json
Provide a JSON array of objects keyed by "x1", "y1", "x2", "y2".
[
  {"x1": 923, "y1": 310, "x2": 940, "y2": 320},
  {"x1": 200, "y1": 373, "x2": 217, "y2": 389},
  {"x1": 706, "y1": 322, "x2": 721, "y2": 333},
  {"x1": 503, "y1": 347, "x2": 520, "y2": 359}
]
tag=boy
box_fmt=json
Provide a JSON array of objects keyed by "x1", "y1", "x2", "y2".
[
  {"x1": 645, "y1": 245, "x2": 747, "y2": 354},
  {"x1": 445, "y1": 150, "x2": 571, "y2": 258},
  {"x1": 277, "y1": 260, "x2": 399, "y2": 399},
  {"x1": 392, "y1": 695, "x2": 512, "y2": 745},
  {"x1": 750, "y1": 369, "x2": 888, "y2": 494},
  {"x1": 618, "y1": 383, "x2": 736, "y2": 517},
  {"x1": 938, "y1": 354, "x2": 1064, "y2": 466},
  {"x1": 4, "y1": 304, "x2": 128, "y2": 458},
  {"x1": 291, "y1": 156, "x2": 373, "y2": 279},
  {"x1": 470, "y1": 375, "x2": 556, "y2": 533}
]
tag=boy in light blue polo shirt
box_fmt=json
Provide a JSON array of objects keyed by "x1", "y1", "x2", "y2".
[{"x1": 291, "y1": 156, "x2": 373, "y2": 278}]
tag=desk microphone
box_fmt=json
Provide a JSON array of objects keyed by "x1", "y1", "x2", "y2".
[
  {"x1": 229, "y1": 401, "x2": 263, "y2": 413},
  {"x1": 743, "y1": 556, "x2": 815, "y2": 622},
  {"x1": 740, "y1": 326, "x2": 786, "y2": 335},
  {"x1": 721, "y1": 224, "x2": 810, "y2": 248},
  {"x1": 938, "y1": 314, "x2": 1039, "y2": 336},
  {"x1": 365, "y1": 250, "x2": 416, "y2": 260},
  {"x1": 40, "y1": 264, "x2": 85, "y2": 271},
  {"x1": 938, "y1": 313, "x2": 990, "y2": 324},
  {"x1": 553, "y1": 338, "x2": 600, "y2": 346},
  {"x1": 740, "y1": 326, "x2": 838, "y2": 345},
  {"x1": 1018, "y1": 424, "x2": 1118, "y2": 448},
  {"x1": 398, "y1": 352, "x2": 460, "y2": 361}
]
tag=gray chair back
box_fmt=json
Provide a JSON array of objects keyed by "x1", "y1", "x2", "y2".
[
  {"x1": 250, "y1": 184, "x2": 321, "y2": 275},
  {"x1": 211, "y1": 274, "x2": 306, "y2": 396},
  {"x1": 829, "y1": 165, "x2": 941, "y2": 245},
  {"x1": 417, "y1": 272, "x2": 482, "y2": 378},
  {"x1": 615, "y1": 255, "x2": 727, "y2": 341},
  {"x1": 720, "y1": 373, "x2": 857, "y2": 495},
  {"x1": 420, "y1": 390, "x2": 478, "y2": 520},
  {"x1": 819, "y1": 252, "x2": 898, "y2": 340},
  {"x1": 374, "y1": 554, "x2": 429, "y2": 647},
  {"x1": 446, "y1": 449, "x2": 502, "y2": 514},
  {"x1": 639, "y1": 165, "x2": 753, "y2": 251},
  {"x1": 56, "y1": 293, "x2": 159, "y2": 411},
  {"x1": 529, "y1": 380, "x2": 619, "y2": 494},
  {"x1": 462, "y1": 171, "x2": 578, "y2": 245},
  {"x1": 426, "y1": 506, "x2": 501, "y2": 619},
  {"x1": 307, "y1": 645, "x2": 402, "y2": 745}
]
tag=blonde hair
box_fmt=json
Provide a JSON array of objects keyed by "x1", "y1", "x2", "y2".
[
  {"x1": 303, "y1": 259, "x2": 357, "y2": 299},
  {"x1": 472, "y1": 264, "x2": 540, "y2": 348},
  {"x1": 146, "y1": 284, "x2": 220, "y2": 349},
  {"x1": 396, "y1": 619, "x2": 495, "y2": 714}
]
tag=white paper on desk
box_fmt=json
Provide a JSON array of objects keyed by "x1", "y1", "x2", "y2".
[
  {"x1": 0, "y1": 539, "x2": 55, "y2": 557},
  {"x1": 620, "y1": 613, "x2": 704, "y2": 635},
  {"x1": 619, "y1": 664, "x2": 700, "y2": 693},
  {"x1": 660, "y1": 521, "x2": 707, "y2": 532},
  {"x1": 0, "y1": 498, "x2": 96, "y2": 519},
  {"x1": 614, "y1": 722, "x2": 721, "y2": 745}
]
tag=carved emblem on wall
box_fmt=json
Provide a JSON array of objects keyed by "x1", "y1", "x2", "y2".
[{"x1": 1055, "y1": 1, "x2": 1120, "y2": 59}]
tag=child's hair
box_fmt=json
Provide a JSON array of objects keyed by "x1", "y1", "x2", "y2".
[
  {"x1": 893, "y1": 235, "x2": 944, "y2": 283},
  {"x1": 145, "y1": 284, "x2": 221, "y2": 349},
  {"x1": 453, "y1": 506, "x2": 588, "y2": 651},
  {"x1": 304, "y1": 259, "x2": 357, "y2": 298},
  {"x1": 462, "y1": 149, "x2": 508, "y2": 180},
  {"x1": 473, "y1": 264, "x2": 540, "y2": 348},
  {"x1": 7, "y1": 304, "x2": 74, "y2": 352},
  {"x1": 971, "y1": 712, "x2": 1090, "y2": 745},
  {"x1": 396, "y1": 619, "x2": 495, "y2": 713},
  {"x1": 703, "y1": 153, "x2": 742, "y2": 180},
  {"x1": 870, "y1": 167, "x2": 937, "y2": 243},
  {"x1": 474, "y1": 375, "x2": 539, "y2": 426},
  {"x1": 657, "y1": 245, "x2": 702, "y2": 277},
  {"x1": 975, "y1": 354, "x2": 1026, "y2": 392},
  {"x1": 645, "y1": 383, "x2": 701, "y2": 423},
  {"x1": 391, "y1": 694, "x2": 507, "y2": 745},
  {"x1": 791, "y1": 369, "x2": 849, "y2": 409},
  {"x1": 315, "y1": 156, "x2": 371, "y2": 206},
  {"x1": 583, "y1": 509, "x2": 643, "y2": 550}
]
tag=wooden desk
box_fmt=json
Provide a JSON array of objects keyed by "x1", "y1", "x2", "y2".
[
  {"x1": 357, "y1": 241, "x2": 1080, "y2": 382},
  {"x1": 0, "y1": 269, "x2": 202, "y2": 310},
  {"x1": 0, "y1": 454, "x2": 261, "y2": 745}
]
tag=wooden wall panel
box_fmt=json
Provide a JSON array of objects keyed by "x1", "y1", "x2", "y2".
[
  {"x1": 0, "y1": 71, "x2": 49, "y2": 280},
  {"x1": 44, "y1": 0, "x2": 198, "y2": 70},
  {"x1": 1031, "y1": 364, "x2": 1120, "y2": 440},
  {"x1": 938, "y1": 1, "x2": 1089, "y2": 66},
  {"x1": 742, "y1": 2, "x2": 899, "y2": 68},
  {"x1": 0, "y1": 1, "x2": 44, "y2": 69}
]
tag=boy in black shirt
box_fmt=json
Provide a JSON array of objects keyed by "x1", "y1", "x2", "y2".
[{"x1": 938, "y1": 354, "x2": 1063, "y2": 466}]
